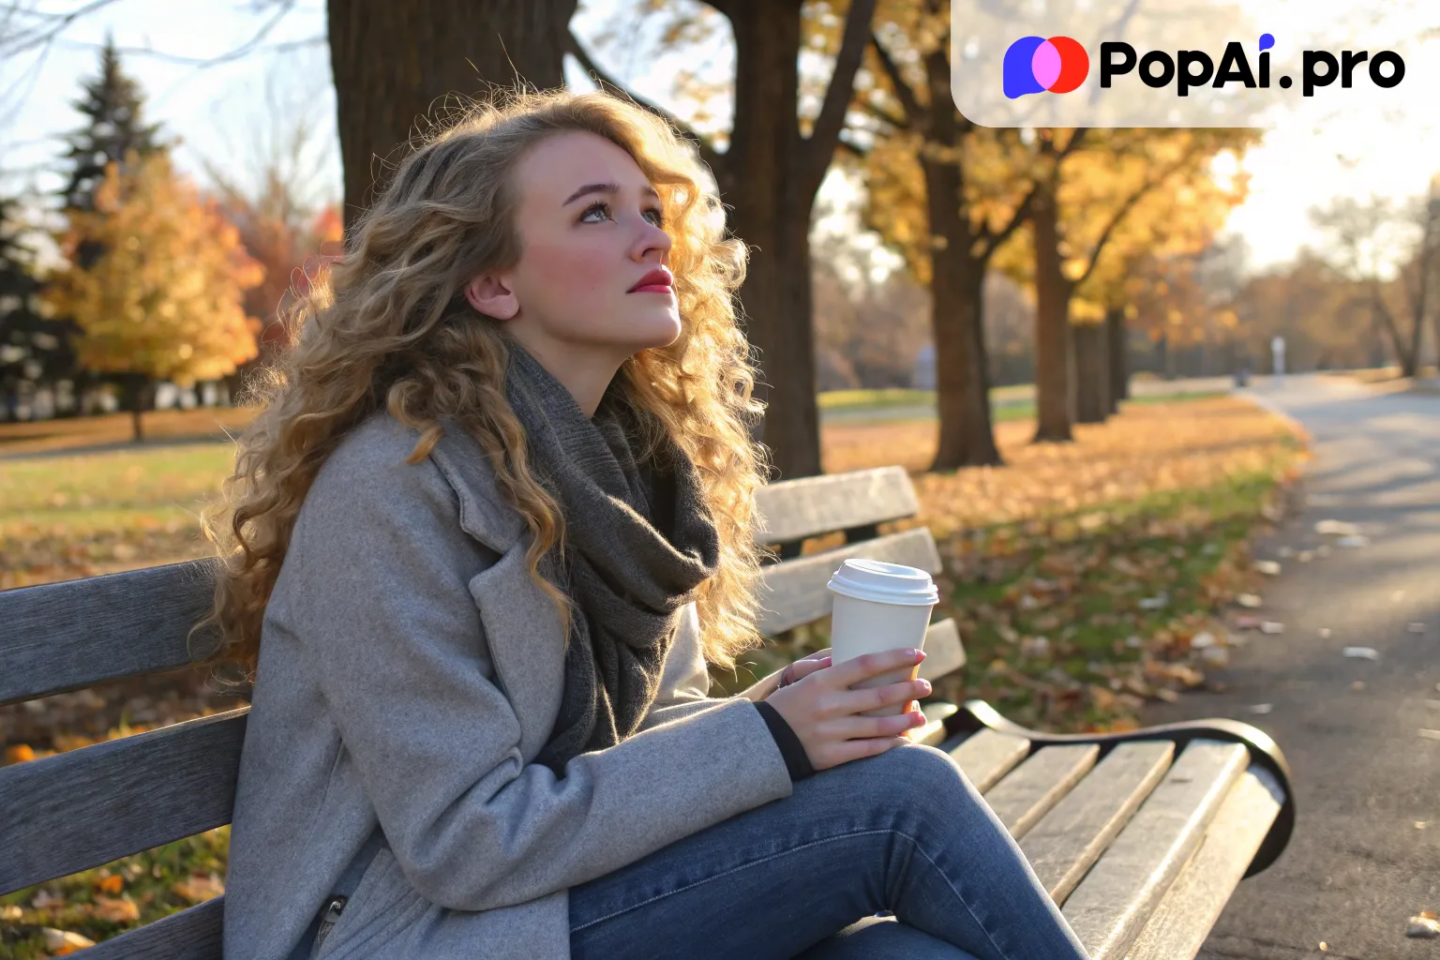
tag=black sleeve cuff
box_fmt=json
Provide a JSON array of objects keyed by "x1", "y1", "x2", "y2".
[{"x1": 753, "y1": 700, "x2": 816, "y2": 781}]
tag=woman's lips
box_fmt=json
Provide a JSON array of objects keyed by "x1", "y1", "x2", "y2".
[{"x1": 629, "y1": 267, "x2": 674, "y2": 293}]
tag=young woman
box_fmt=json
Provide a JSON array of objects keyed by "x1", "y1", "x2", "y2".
[{"x1": 201, "y1": 89, "x2": 1091, "y2": 960}]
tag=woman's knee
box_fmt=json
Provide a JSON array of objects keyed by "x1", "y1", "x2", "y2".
[
  {"x1": 811, "y1": 742, "x2": 975, "y2": 814},
  {"x1": 867, "y1": 742, "x2": 975, "y2": 801}
]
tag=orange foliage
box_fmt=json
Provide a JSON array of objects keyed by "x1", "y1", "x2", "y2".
[{"x1": 43, "y1": 151, "x2": 264, "y2": 385}]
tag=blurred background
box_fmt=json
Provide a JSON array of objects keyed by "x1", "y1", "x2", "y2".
[{"x1": 0, "y1": 2, "x2": 1436, "y2": 954}]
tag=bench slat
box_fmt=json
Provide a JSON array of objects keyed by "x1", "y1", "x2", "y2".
[
  {"x1": 910, "y1": 701, "x2": 959, "y2": 747},
  {"x1": 1124, "y1": 767, "x2": 1285, "y2": 960},
  {"x1": 758, "y1": 527, "x2": 941, "y2": 636},
  {"x1": 0, "y1": 709, "x2": 247, "y2": 894},
  {"x1": 1060, "y1": 740, "x2": 1250, "y2": 960},
  {"x1": 982, "y1": 744, "x2": 1099, "y2": 840},
  {"x1": 753, "y1": 466, "x2": 918, "y2": 546},
  {"x1": 0, "y1": 559, "x2": 219, "y2": 708},
  {"x1": 1020, "y1": 741, "x2": 1174, "y2": 904},
  {"x1": 915, "y1": 618, "x2": 966, "y2": 683},
  {"x1": 80, "y1": 896, "x2": 223, "y2": 960},
  {"x1": 944, "y1": 729, "x2": 1031, "y2": 793}
]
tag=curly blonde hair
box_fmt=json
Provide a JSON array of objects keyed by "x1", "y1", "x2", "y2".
[{"x1": 192, "y1": 88, "x2": 775, "y2": 681}]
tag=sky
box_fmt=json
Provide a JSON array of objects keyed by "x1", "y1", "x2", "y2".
[{"x1": 2, "y1": 0, "x2": 1437, "y2": 278}]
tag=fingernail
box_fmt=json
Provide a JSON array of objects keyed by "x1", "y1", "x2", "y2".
[{"x1": 912, "y1": 649, "x2": 925, "y2": 662}]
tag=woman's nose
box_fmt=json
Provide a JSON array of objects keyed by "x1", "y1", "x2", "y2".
[{"x1": 631, "y1": 217, "x2": 671, "y2": 261}]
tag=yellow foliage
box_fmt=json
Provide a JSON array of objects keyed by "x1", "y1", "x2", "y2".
[{"x1": 43, "y1": 151, "x2": 263, "y2": 386}]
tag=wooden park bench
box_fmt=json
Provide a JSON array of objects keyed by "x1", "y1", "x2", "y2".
[{"x1": 0, "y1": 463, "x2": 1294, "y2": 959}]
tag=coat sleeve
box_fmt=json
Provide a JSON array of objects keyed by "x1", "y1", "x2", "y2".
[
  {"x1": 634, "y1": 601, "x2": 731, "y2": 731},
  {"x1": 282, "y1": 440, "x2": 794, "y2": 913}
]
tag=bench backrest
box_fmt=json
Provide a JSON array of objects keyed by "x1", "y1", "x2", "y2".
[{"x1": 0, "y1": 463, "x2": 963, "y2": 956}]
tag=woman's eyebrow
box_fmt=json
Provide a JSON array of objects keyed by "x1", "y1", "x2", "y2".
[{"x1": 562, "y1": 182, "x2": 661, "y2": 206}]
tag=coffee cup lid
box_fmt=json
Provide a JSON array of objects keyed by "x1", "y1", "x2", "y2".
[{"x1": 826, "y1": 558, "x2": 938, "y2": 606}]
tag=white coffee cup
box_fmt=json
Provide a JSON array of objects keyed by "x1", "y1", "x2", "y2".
[{"x1": 825, "y1": 559, "x2": 939, "y2": 717}]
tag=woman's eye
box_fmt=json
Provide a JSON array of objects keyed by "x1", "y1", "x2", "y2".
[
  {"x1": 644, "y1": 207, "x2": 665, "y2": 227},
  {"x1": 580, "y1": 202, "x2": 610, "y2": 223}
]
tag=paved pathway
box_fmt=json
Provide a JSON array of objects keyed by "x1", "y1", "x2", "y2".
[{"x1": 1146, "y1": 375, "x2": 1440, "y2": 959}]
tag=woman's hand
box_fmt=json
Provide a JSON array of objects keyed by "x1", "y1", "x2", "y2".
[
  {"x1": 774, "y1": 648, "x2": 833, "y2": 692},
  {"x1": 739, "y1": 648, "x2": 833, "y2": 702},
  {"x1": 762, "y1": 648, "x2": 931, "y2": 772}
]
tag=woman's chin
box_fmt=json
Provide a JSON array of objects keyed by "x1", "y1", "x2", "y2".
[{"x1": 630, "y1": 310, "x2": 683, "y2": 348}]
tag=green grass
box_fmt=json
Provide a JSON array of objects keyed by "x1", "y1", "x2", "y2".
[
  {"x1": 0, "y1": 827, "x2": 230, "y2": 957},
  {"x1": 820, "y1": 390, "x2": 1226, "y2": 424},
  {"x1": 817, "y1": 388, "x2": 938, "y2": 410},
  {"x1": 948, "y1": 468, "x2": 1281, "y2": 728},
  {"x1": 0, "y1": 444, "x2": 234, "y2": 540}
]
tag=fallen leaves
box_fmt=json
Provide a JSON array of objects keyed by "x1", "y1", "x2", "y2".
[
  {"x1": 1408, "y1": 911, "x2": 1440, "y2": 939},
  {"x1": 811, "y1": 396, "x2": 1306, "y2": 732},
  {"x1": 0, "y1": 827, "x2": 232, "y2": 954},
  {"x1": 170, "y1": 871, "x2": 225, "y2": 905},
  {"x1": 1343, "y1": 647, "x2": 1381, "y2": 660}
]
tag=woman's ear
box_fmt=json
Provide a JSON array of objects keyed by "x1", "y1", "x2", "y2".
[{"x1": 464, "y1": 271, "x2": 519, "y2": 321}]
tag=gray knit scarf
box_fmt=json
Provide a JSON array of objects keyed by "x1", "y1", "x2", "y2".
[{"x1": 502, "y1": 341, "x2": 721, "y2": 776}]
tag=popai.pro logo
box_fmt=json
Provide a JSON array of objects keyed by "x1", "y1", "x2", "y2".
[
  {"x1": 1004, "y1": 36, "x2": 1090, "y2": 99},
  {"x1": 1003, "y1": 32, "x2": 1405, "y2": 99}
]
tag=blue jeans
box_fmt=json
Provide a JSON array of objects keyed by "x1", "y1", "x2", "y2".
[{"x1": 567, "y1": 742, "x2": 1092, "y2": 959}]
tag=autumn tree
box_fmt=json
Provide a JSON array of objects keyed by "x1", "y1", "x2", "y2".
[
  {"x1": 205, "y1": 86, "x2": 345, "y2": 403},
  {"x1": 43, "y1": 152, "x2": 264, "y2": 441},
  {"x1": 855, "y1": 0, "x2": 1054, "y2": 467},
  {"x1": 47, "y1": 38, "x2": 168, "y2": 410},
  {"x1": 1068, "y1": 170, "x2": 1251, "y2": 419},
  {"x1": 994, "y1": 129, "x2": 1253, "y2": 441},
  {"x1": 1230, "y1": 251, "x2": 1376, "y2": 372},
  {"x1": 1310, "y1": 187, "x2": 1440, "y2": 378}
]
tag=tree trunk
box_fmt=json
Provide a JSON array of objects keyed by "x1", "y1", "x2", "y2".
[
  {"x1": 1031, "y1": 182, "x2": 1073, "y2": 442},
  {"x1": 1074, "y1": 322, "x2": 1109, "y2": 424},
  {"x1": 921, "y1": 41, "x2": 1001, "y2": 469},
  {"x1": 119, "y1": 373, "x2": 153, "y2": 443},
  {"x1": 327, "y1": 0, "x2": 576, "y2": 230},
  {"x1": 725, "y1": 0, "x2": 820, "y2": 482},
  {"x1": 1433, "y1": 309, "x2": 1440, "y2": 376},
  {"x1": 1406, "y1": 305, "x2": 1425, "y2": 379},
  {"x1": 1105, "y1": 306, "x2": 1128, "y2": 410},
  {"x1": 924, "y1": 184, "x2": 1001, "y2": 470}
]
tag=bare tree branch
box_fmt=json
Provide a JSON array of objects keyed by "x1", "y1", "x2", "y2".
[
  {"x1": 0, "y1": 0, "x2": 121, "y2": 56},
  {"x1": 802, "y1": 0, "x2": 878, "y2": 198},
  {"x1": 565, "y1": 27, "x2": 726, "y2": 182},
  {"x1": 852, "y1": 96, "x2": 907, "y2": 132},
  {"x1": 55, "y1": 31, "x2": 324, "y2": 67},
  {"x1": 1076, "y1": 140, "x2": 1204, "y2": 289},
  {"x1": 868, "y1": 31, "x2": 922, "y2": 126},
  {"x1": 977, "y1": 184, "x2": 1039, "y2": 261},
  {"x1": 834, "y1": 135, "x2": 869, "y2": 160}
]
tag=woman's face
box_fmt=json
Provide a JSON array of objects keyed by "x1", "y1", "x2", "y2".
[{"x1": 466, "y1": 130, "x2": 679, "y2": 383}]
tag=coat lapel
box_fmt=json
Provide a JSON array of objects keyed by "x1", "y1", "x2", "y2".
[{"x1": 429, "y1": 421, "x2": 565, "y2": 762}]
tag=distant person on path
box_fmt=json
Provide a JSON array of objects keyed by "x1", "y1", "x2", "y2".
[{"x1": 197, "y1": 89, "x2": 1091, "y2": 960}]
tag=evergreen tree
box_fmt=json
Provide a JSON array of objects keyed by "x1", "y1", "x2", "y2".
[
  {"x1": 60, "y1": 36, "x2": 164, "y2": 217},
  {"x1": 51, "y1": 38, "x2": 165, "y2": 415},
  {"x1": 0, "y1": 198, "x2": 79, "y2": 419}
]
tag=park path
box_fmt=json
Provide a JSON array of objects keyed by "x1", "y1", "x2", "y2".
[{"x1": 1145, "y1": 374, "x2": 1440, "y2": 959}]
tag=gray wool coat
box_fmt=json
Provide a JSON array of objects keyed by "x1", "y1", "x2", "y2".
[{"x1": 222, "y1": 410, "x2": 795, "y2": 960}]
